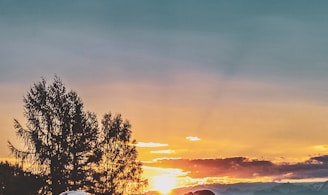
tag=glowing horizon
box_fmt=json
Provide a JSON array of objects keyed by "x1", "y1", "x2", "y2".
[{"x1": 2, "y1": 1, "x2": 328, "y2": 193}]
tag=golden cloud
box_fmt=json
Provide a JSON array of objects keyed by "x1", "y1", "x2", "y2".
[
  {"x1": 186, "y1": 136, "x2": 201, "y2": 141},
  {"x1": 136, "y1": 142, "x2": 168, "y2": 147}
]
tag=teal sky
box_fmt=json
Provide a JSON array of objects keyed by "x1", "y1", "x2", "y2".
[
  {"x1": 1, "y1": 1, "x2": 328, "y2": 83},
  {"x1": 1, "y1": 1, "x2": 328, "y2": 161}
]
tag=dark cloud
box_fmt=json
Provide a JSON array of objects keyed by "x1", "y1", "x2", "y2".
[
  {"x1": 311, "y1": 155, "x2": 328, "y2": 164},
  {"x1": 145, "y1": 155, "x2": 328, "y2": 181}
]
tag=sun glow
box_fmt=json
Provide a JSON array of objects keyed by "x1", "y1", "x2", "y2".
[{"x1": 151, "y1": 175, "x2": 177, "y2": 194}]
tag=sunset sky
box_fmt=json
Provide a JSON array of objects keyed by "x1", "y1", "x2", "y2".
[{"x1": 1, "y1": 0, "x2": 328, "y2": 191}]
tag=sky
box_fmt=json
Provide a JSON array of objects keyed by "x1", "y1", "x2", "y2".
[{"x1": 1, "y1": 0, "x2": 328, "y2": 190}]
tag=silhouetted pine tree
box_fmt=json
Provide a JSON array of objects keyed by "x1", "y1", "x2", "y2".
[
  {"x1": 91, "y1": 113, "x2": 146, "y2": 195},
  {"x1": 8, "y1": 77, "x2": 101, "y2": 194},
  {"x1": 8, "y1": 76, "x2": 147, "y2": 194}
]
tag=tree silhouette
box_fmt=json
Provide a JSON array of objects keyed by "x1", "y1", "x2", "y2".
[
  {"x1": 0, "y1": 161, "x2": 45, "y2": 194},
  {"x1": 8, "y1": 77, "x2": 101, "y2": 194},
  {"x1": 8, "y1": 76, "x2": 146, "y2": 194},
  {"x1": 91, "y1": 113, "x2": 146, "y2": 194}
]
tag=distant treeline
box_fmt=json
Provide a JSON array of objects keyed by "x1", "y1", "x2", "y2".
[{"x1": 0, "y1": 161, "x2": 45, "y2": 194}]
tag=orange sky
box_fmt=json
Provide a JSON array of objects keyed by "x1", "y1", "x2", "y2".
[
  {"x1": 2, "y1": 74, "x2": 328, "y2": 163},
  {"x1": 2, "y1": 1, "x2": 328, "y2": 192}
]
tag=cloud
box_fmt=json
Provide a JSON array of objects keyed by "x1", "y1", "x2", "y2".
[
  {"x1": 136, "y1": 142, "x2": 168, "y2": 148},
  {"x1": 313, "y1": 145, "x2": 328, "y2": 151},
  {"x1": 150, "y1": 150, "x2": 175, "y2": 154},
  {"x1": 186, "y1": 136, "x2": 201, "y2": 141},
  {"x1": 152, "y1": 157, "x2": 182, "y2": 162},
  {"x1": 144, "y1": 155, "x2": 328, "y2": 181},
  {"x1": 310, "y1": 155, "x2": 328, "y2": 164}
]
